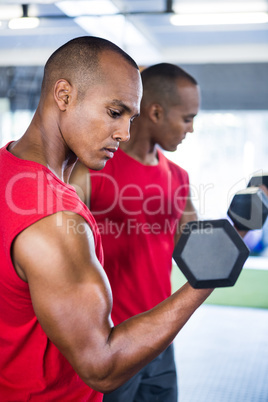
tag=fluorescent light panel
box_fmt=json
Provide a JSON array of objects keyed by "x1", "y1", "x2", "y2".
[
  {"x1": 170, "y1": 12, "x2": 268, "y2": 26},
  {"x1": 173, "y1": 1, "x2": 268, "y2": 14},
  {"x1": 0, "y1": 5, "x2": 22, "y2": 19},
  {"x1": 8, "y1": 17, "x2": 40, "y2": 30},
  {"x1": 56, "y1": 1, "x2": 118, "y2": 16}
]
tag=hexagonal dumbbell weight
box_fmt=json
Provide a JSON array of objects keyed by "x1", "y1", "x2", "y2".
[
  {"x1": 248, "y1": 173, "x2": 268, "y2": 188},
  {"x1": 227, "y1": 187, "x2": 268, "y2": 231},
  {"x1": 227, "y1": 173, "x2": 268, "y2": 231},
  {"x1": 173, "y1": 219, "x2": 249, "y2": 289}
]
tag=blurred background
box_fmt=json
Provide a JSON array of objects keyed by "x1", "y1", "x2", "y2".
[{"x1": 0, "y1": 2, "x2": 268, "y2": 400}]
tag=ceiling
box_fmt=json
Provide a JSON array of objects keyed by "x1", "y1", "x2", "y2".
[{"x1": 0, "y1": 0, "x2": 268, "y2": 66}]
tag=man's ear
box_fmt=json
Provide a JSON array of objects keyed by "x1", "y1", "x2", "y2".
[
  {"x1": 54, "y1": 79, "x2": 73, "y2": 111},
  {"x1": 149, "y1": 104, "x2": 163, "y2": 123}
]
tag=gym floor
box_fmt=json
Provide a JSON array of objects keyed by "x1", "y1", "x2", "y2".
[{"x1": 174, "y1": 304, "x2": 268, "y2": 402}]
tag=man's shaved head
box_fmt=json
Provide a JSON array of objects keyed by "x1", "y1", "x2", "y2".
[
  {"x1": 41, "y1": 36, "x2": 139, "y2": 97},
  {"x1": 141, "y1": 63, "x2": 198, "y2": 110}
]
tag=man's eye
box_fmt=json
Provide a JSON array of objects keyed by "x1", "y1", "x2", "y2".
[{"x1": 109, "y1": 109, "x2": 121, "y2": 118}]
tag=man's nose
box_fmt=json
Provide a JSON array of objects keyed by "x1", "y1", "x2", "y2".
[
  {"x1": 112, "y1": 122, "x2": 131, "y2": 142},
  {"x1": 188, "y1": 121, "x2": 194, "y2": 133}
]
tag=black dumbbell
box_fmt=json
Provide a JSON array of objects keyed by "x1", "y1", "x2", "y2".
[
  {"x1": 227, "y1": 188, "x2": 268, "y2": 231},
  {"x1": 173, "y1": 219, "x2": 249, "y2": 289},
  {"x1": 248, "y1": 173, "x2": 268, "y2": 188},
  {"x1": 227, "y1": 174, "x2": 268, "y2": 231}
]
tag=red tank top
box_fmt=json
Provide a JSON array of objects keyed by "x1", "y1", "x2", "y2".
[
  {"x1": 0, "y1": 143, "x2": 103, "y2": 401},
  {"x1": 90, "y1": 148, "x2": 189, "y2": 325}
]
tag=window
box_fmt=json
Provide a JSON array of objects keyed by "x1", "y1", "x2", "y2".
[{"x1": 164, "y1": 110, "x2": 268, "y2": 257}]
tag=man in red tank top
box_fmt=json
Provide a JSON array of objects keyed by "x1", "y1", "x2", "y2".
[
  {"x1": 0, "y1": 37, "x2": 214, "y2": 401},
  {"x1": 70, "y1": 64, "x2": 200, "y2": 401}
]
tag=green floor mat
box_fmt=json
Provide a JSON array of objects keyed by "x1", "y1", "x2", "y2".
[{"x1": 171, "y1": 265, "x2": 268, "y2": 309}]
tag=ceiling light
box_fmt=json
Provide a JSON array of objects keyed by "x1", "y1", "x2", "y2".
[
  {"x1": 8, "y1": 17, "x2": 40, "y2": 29},
  {"x1": 173, "y1": 1, "x2": 268, "y2": 14},
  {"x1": 8, "y1": 4, "x2": 40, "y2": 30},
  {"x1": 170, "y1": 12, "x2": 268, "y2": 26},
  {"x1": 0, "y1": 5, "x2": 22, "y2": 19},
  {"x1": 56, "y1": 1, "x2": 118, "y2": 16}
]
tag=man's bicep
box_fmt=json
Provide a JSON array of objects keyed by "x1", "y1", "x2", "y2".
[{"x1": 12, "y1": 212, "x2": 113, "y2": 375}]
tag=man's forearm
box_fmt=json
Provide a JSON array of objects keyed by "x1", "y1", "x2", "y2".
[{"x1": 82, "y1": 282, "x2": 213, "y2": 393}]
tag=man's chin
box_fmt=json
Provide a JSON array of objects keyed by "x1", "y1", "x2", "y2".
[
  {"x1": 167, "y1": 145, "x2": 178, "y2": 152},
  {"x1": 91, "y1": 159, "x2": 110, "y2": 171},
  {"x1": 159, "y1": 144, "x2": 178, "y2": 153}
]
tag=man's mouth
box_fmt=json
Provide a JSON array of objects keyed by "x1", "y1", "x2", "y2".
[{"x1": 103, "y1": 147, "x2": 118, "y2": 159}]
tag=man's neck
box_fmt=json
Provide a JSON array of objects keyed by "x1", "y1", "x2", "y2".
[
  {"x1": 120, "y1": 125, "x2": 159, "y2": 166},
  {"x1": 8, "y1": 117, "x2": 76, "y2": 183}
]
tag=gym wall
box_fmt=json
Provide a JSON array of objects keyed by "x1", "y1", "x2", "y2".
[{"x1": 0, "y1": 62, "x2": 268, "y2": 111}]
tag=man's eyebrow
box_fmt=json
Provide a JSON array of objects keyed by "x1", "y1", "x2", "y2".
[
  {"x1": 186, "y1": 113, "x2": 197, "y2": 118},
  {"x1": 110, "y1": 99, "x2": 132, "y2": 114}
]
